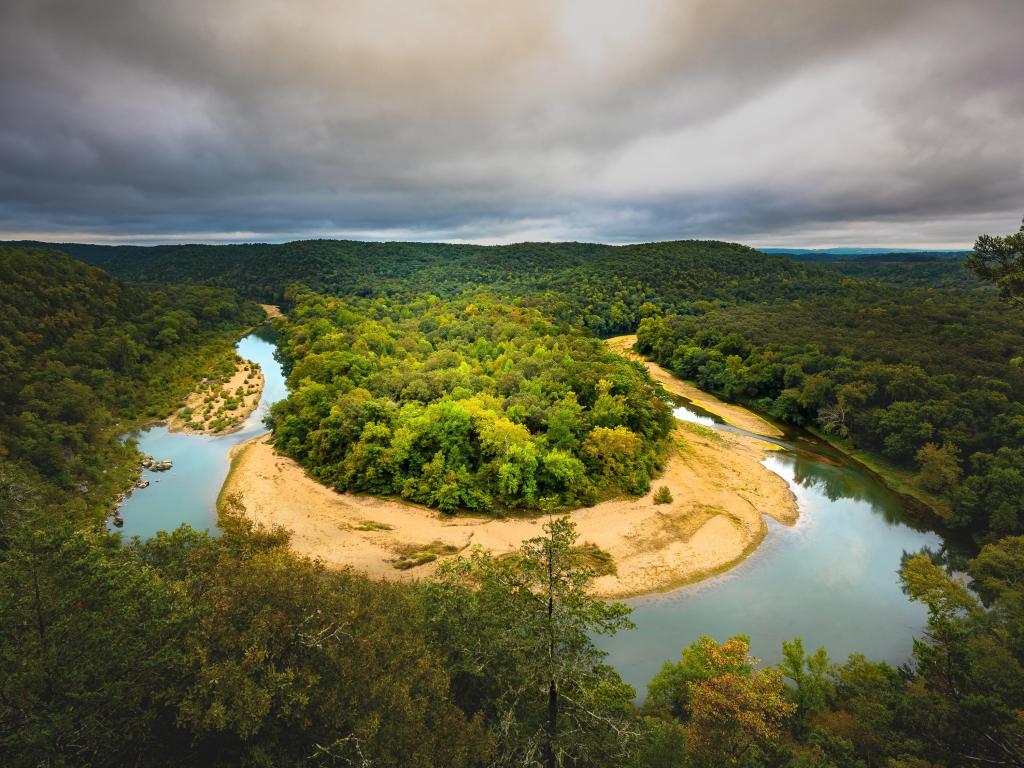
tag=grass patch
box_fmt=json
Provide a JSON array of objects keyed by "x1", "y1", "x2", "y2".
[
  {"x1": 678, "y1": 421, "x2": 722, "y2": 442},
  {"x1": 392, "y1": 541, "x2": 462, "y2": 570},
  {"x1": 354, "y1": 520, "x2": 394, "y2": 531},
  {"x1": 572, "y1": 542, "x2": 617, "y2": 577}
]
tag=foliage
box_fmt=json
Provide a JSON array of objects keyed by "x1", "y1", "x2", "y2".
[
  {"x1": 0, "y1": 512, "x2": 489, "y2": 768},
  {"x1": 0, "y1": 246, "x2": 263, "y2": 522},
  {"x1": 645, "y1": 635, "x2": 795, "y2": 766},
  {"x1": 269, "y1": 290, "x2": 673, "y2": 513},
  {"x1": 634, "y1": 279, "x2": 1024, "y2": 541},
  {"x1": 420, "y1": 517, "x2": 636, "y2": 767},
  {"x1": 966, "y1": 217, "x2": 1024, "y2": 308},
  {"x1": 653, "y1": 485, "x2": 673, "y2": 504}
]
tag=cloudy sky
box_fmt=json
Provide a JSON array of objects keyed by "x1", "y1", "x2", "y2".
[{"x1": 1, "y1": 0, "x2": 1021, "y2": 248}]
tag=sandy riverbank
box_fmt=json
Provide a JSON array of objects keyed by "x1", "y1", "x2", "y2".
[
  {"x1": 259, "y1": 303, "x2": 283, "y2": 318},
  {"x1": 606, "y1": 335, "x2": 784, "y2": 438},
  {"x1": 168, "y1": 358, "x2": 265, "y2": 435},
  {"x1": 221, "y1": 337, "x2": 797, "y2": 597}
]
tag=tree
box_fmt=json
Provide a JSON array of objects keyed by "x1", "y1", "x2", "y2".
[
  {"x1": 0, "y1": 524, "x2": 181, "y2": 767},
  {"x1": 915, "y1": 442, "x2": 961, "y2": 495},
  {"x1": 422, "y1": 517, "x2": 636, "y2": 767},
  {"x1": 647, "y1": 636, "x2": 794, "y2": 767},
  {"x1": 777, "y1": 637, "x2": 831, "y2": 736},
  {"x1": 966, "y1": 217, "x2": 1024, "y2": 307}
]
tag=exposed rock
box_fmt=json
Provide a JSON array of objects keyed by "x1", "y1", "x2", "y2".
[
  {"x1": 135, "y1": 479, "x2": 150, "y2": 489},
  {"x1": 76, "y1": 483, "x2": 89, "y2": 494},
  {"x1": 112, "y1": 515, "x2": 124, "y2": 527}
]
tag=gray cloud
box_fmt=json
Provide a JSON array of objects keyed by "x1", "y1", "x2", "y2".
[{"x1": 0, "y1": 0, "x2": 1021, "y2": 247}]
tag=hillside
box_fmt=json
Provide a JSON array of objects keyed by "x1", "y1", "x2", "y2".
[{"x1": 0, "y1": 246, "x2": 263, "y2": 522}]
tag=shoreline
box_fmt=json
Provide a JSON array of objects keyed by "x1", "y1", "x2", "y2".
[
  {"x1": 167, "y1": 304, "x2": 281, "y2": 436},
  {"x1": 220, "y1": 335, "x2": 798, "y2": 598},
  {"x1": 610, "y1": 334, "x2": 946, "y2": 525},
  {"x1": 605, "y1": 335, "x2": 785, "y2": 438}
]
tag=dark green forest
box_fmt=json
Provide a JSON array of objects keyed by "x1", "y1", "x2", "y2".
[
  {"x1": 9, "y1": 238, "x2": 854, "y2": 336},
  {"x1": 2, "y1": 224, "x2": 1024, "y2": 767}
]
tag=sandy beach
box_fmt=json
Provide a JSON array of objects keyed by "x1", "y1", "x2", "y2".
[{"x1": 221, "y1": 338, "x2": 797, "y2": 597}]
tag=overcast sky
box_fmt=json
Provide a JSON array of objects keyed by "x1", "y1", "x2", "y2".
[{"x1": 1, "y1": 0, "x2": 1021, "y2": 248}]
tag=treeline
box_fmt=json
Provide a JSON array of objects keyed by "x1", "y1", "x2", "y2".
[
  {"x1": 635, "y1": 281, "x2": 1024, "y2": 541},
  {"x1": 3, "y1": 480, "x2": 1022, "y2": 768},
  {"x1": 17, "y1": 238, "x2": 852, "y2": 336},
  {"x1": 269, "y1": 289, "x2": 674, "y2": 512},
  {"x1": 0, "y1": 246, "x2": 264, "y2": 521}
]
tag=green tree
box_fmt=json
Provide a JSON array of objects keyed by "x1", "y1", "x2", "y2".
[
  {"x1": 966, "y1": 216, "x2": 1024, "y2": 307},
  {"x1": 423, "y1": 517, "x2": 635, "y2": 767},
  {"x1": 915, "y1": 442, "x2": 961, "y2": 495},
  {"x1": 777, "y1": 637, "x2": 831, "y2": 736}
]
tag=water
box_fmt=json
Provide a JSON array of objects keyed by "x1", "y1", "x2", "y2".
[
  {"x1": 112, "y1": 328, "x2": 287, "y2": 540},
  {"x1": 599, "y1": 396, "x2": 941, "y2": 696}
]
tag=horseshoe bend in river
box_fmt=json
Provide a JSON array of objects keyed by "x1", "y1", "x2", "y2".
[{"x1": 115, "y1": 328, "x2": 939, "y2": 694}]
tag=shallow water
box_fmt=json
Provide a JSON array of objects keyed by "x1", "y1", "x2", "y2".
[
  {"x1": 112, "y1": 328, "x2": 287, "y2": 540},
  {"x1": 599, "y1": 396, "x2": 940, "y2": 696}
]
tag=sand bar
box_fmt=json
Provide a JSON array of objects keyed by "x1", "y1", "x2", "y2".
[{"x1": 606, "y1": 334, "x2": 784, "y2": 438}]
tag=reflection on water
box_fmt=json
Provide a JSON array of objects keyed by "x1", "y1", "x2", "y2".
[
  {"x1": 672, "y1": 404, "x2": 717, "y2": 428},
  {"x1": 597, "y1": 410, "x2": 940, "y2": 697},
  {"x1": 112, "y1": 328, "x2": 287, "y2": 540}
]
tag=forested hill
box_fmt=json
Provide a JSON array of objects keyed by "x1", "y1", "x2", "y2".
[
  {"x1": 8, "y1": 238, "x2": 844, "y2": 335},
  {"x1": 0, "y1": 246, "x2": 263, "y2": 522}
]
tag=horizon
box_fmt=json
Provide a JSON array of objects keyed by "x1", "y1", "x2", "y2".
[
  {"x1": 2, "y1": 0, "x2": 1021, "y2": 248},
  {"x1": 0, "y1": 232, "x2": 979, "y2": 252}
]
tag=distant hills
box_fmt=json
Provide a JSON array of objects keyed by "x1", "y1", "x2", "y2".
[{"x1": 760, "y1": 247, "x2": 969, "y2": 262}]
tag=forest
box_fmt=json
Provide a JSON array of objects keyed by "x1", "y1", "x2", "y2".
[
  {"x1": 633, "y1": 283, "x2": 1024, "y2": 543},
  {"x1": 1, "y1": 222, "x2": 1024, "y2": 767},
  {"x1": 0, "y1": 246, "x2": 264, "y2": 524},
  {"x1": 269, "y1": 290, "x2": 673, "y2": 512}
]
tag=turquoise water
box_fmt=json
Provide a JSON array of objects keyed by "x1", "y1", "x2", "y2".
[
  {"x1": 112, "y1": 328, "x2": 287, "y2": 540},
  {"x1": 599, "y1": 401, "x2": 941, "y2": 696}
]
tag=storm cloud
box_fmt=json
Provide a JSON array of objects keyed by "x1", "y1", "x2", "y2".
[{"x1": 1, "y1": 0, "x2": 1021, "y2": 246}]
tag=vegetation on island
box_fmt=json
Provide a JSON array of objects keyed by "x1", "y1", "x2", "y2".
[{"x1": 269, "y1": 289, "x2": 674, "y2": 513}]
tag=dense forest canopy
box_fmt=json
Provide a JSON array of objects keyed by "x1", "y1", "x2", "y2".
[
  {"x1": 635, "y1": 278, "x2": 1024, "y2": 541},
  {"x1": 7, "y1": 238, "x2": 854, "y2": 336},
  {"x1": 270, "y1": 289, "x2": 673, "y2": 512},
  {"x1": 0, "y1": 246, "x2": 263, "y2": 522}
]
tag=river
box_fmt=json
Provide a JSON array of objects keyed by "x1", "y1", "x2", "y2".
[
  {"x1": 113, "y1": 327, "x2": 288, "y2": 540},
  {"x1": 597, "y1": 400, "x2": 939, "y2": 693},
  {"x1": 115, "y1": 330, "x2": 940, "y2": 696}
]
